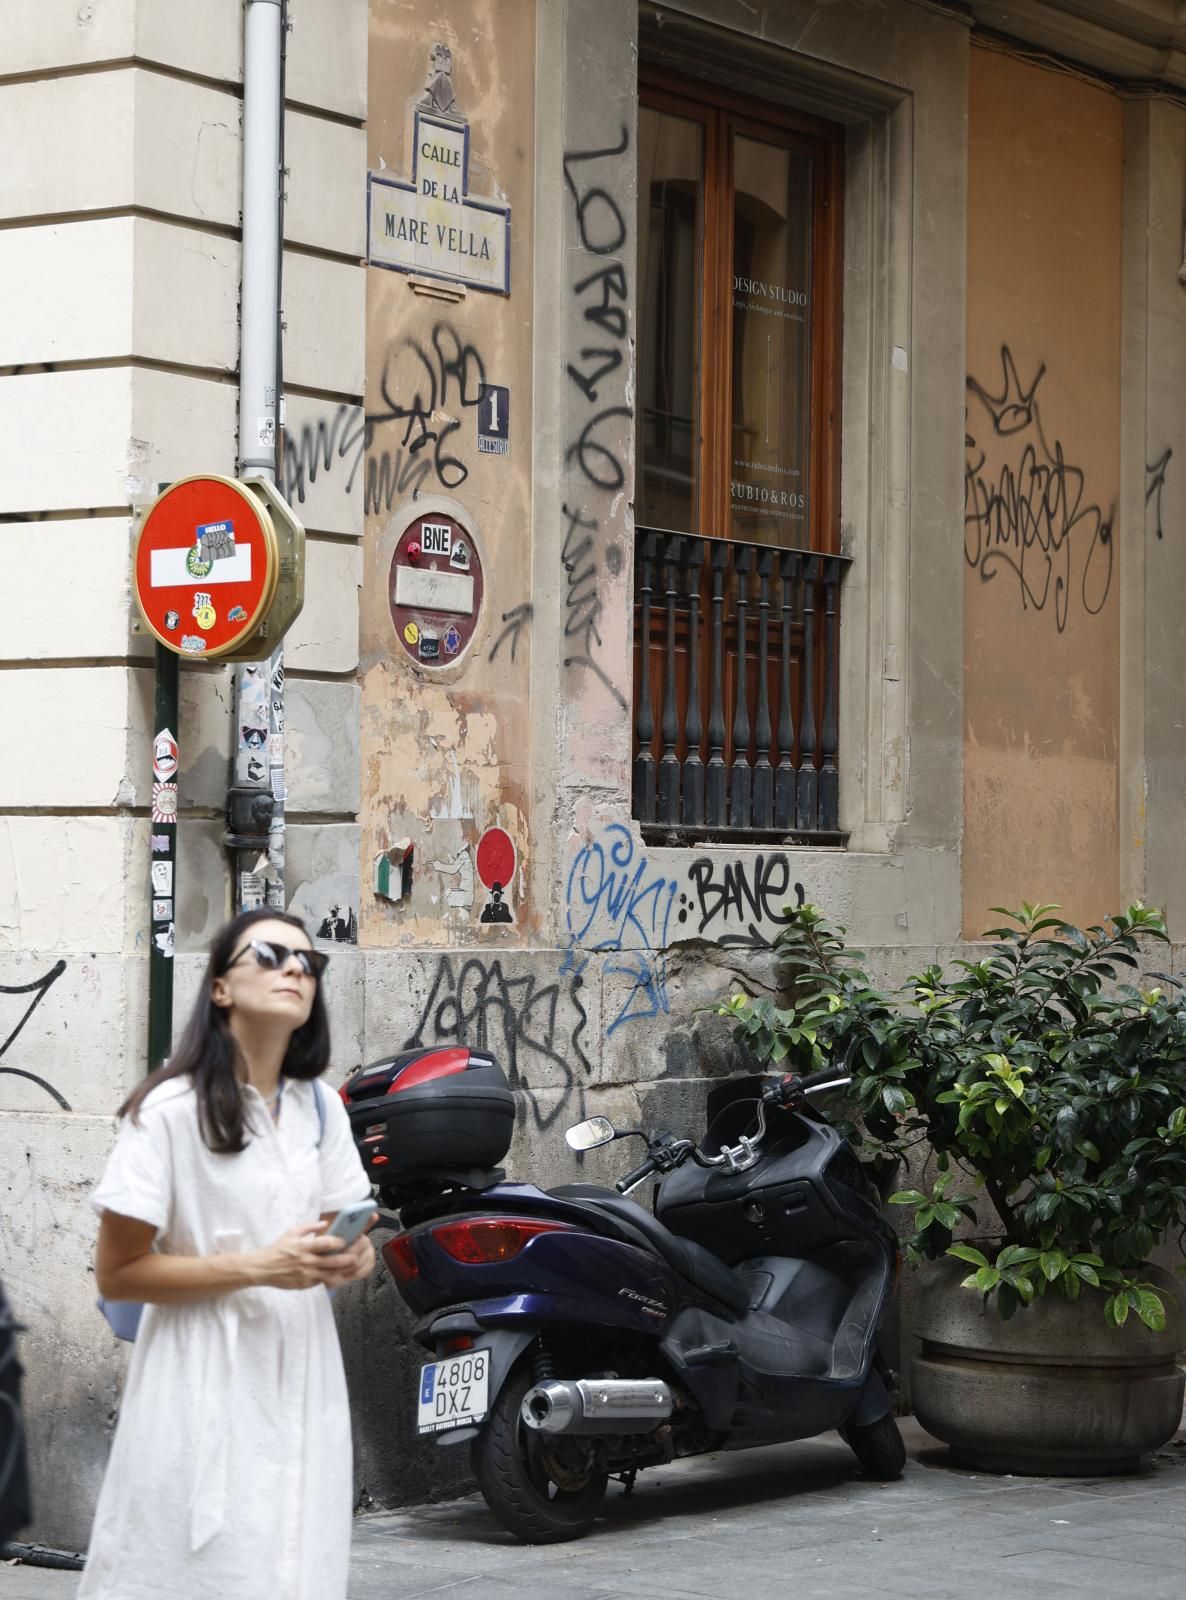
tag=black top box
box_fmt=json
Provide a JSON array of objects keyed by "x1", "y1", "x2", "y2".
[{"x1": 341, "y1": 1045, "x2": 515, "y2": 1181}]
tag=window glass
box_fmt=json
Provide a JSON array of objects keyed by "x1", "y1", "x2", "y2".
[
  {"x1": 636, "y1": 106, "x2": 703, "y2": 533},
  {"x1": 730, "y1": 135, "x2": 813, "y2": 546}
]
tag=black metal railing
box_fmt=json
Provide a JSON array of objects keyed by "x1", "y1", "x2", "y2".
[{"x1": 632, "y1": 528, "x2": 850, "y2": 841}]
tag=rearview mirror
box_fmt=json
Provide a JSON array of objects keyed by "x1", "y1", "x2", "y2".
[{"x1": 565, "y1": 1116, "x2": 616, "y2": 1151}]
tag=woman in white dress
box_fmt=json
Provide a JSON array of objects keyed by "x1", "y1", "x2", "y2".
[{"x1": 79, "y1": 909, "x2": 376, "y2": 1600}]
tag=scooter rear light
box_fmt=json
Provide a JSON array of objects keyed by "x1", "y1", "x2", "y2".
[
  {"x1": 440, "y1": 1334, "x2": 474, "y2": 1354},
  {"x1": 430, "y1": 1217, "x2": 573, "y2": 1264},
  {"x1": 387, "y1": 1047, "x2": 472, "y2": 1093},
  {"x1": 383, "y1": 1232, "x2": 420, "y2": 1283}
]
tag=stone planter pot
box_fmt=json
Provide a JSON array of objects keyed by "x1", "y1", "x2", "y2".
[{"x1": 911, "y1": 1256, "x2": 1185, "y2": 1475}]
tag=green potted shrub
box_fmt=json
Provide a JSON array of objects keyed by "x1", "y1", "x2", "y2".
[{"x1": 713, "y1": 901, "x2": 1186, "y2": 1474}]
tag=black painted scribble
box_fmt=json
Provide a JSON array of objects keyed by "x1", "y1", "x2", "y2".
[
  {"x1": 1147, "y1": 447, "x2": 1172, "y2": 541},
  {"x1": 964, "y1": 345, "x2": 1114, "y2": 631},
  {"x1": 562, "y1": 503, "x2": 627, "y2": 709},
  {"x1": 283, "y1": 323, "x2": 486, "y2": 516},
  {"x1": 681, "y1": 858, "x2": 805, "y2": 950},
  {"x1": 562, "y1": 127, "x2": 630, "y2": 255},
  {"x1": 561, "y1": 125, "x2": 633, "y2": 705},
  {"x1": 404, "y1": 957, "x2": 591, "y2": 1128},
  {"x1": 489, "y1": 603, "x2": 533, "y2": 665},
  {"x1": 0, "y1": 961, "x2": 70, "y2": 1110}
]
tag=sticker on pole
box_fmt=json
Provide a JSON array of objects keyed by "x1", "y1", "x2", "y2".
[{"x1": 134, "y1": 476, "x2": 279, "y2": 659}]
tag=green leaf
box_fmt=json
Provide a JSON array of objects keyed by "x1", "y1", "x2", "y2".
[
  {"x1": 997, "y1": 1245, "x2": 1041, "y2": 1268},
  {"x1": 974, "y1": 1266, "x2": 1001, "y2": 1292},
  {"x1": 947, "y1": 1244, "x2": 990, "y2": 1268},
  {"x1": 1039, "y1": 1251, "x2": 1066, "y2": 1282},
  {"x1": 1137, "y1": 1290, "x2": 1166, "y2": 1332},
  {"x1": 888, "y1": 1190, "x2": 927, "y2": 1207}
]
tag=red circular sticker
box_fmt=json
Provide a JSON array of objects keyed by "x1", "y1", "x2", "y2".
[
  {"x1": 134, "y1": 476, "x2": 278, "y2": 659},
  {"x1": 389, "y1": 513, "x2": 485, "y2": 668},
  {"x1": 476, "y1": 827, "x2": 516, "y2": 891}
]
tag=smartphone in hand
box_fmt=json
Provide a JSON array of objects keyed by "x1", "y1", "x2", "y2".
[{"x1": 324, "y1": 1201, "x2": 375, "y2": 1251}]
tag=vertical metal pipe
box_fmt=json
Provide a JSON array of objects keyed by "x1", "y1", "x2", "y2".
[
  {"x1": 147, "y1": 644, "x2": 179, "y2": 1070},
  {"x1": 234, "y1": 0, "x2": 286, "y2": 912},
  {"x1": 682, "y1": 538, "x2": 705, "y2": 826},
  {"x1": 657, "y1": 536, "x2": 683, "y2": 823}
]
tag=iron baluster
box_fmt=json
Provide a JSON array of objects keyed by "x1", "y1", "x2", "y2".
[
  {"x1": 775, "y1": 551, "x2": 799, "y2": 831},
  {"x1": 705, "y1": 542, "x2": 729, "y2": 827},
  {"x1": 729, "y1": 546, "x2": 753, "y2": 829},
  {"x1": 657, "y1": 535, "x2": 683, "y2": 824},
  {"x1": 752, "y1": 548, "x2": 774, "y2": 829},
  {"x1": 682, "y1": 538, "x2": 705, "y2": 826},
  {"x1": 633, "y1": 533, "x2": 657, "y2": 822},
  {"x1": 819, "y1": 556, "x2": 841, "y2": 832},
  {"x1": 796, "y1": 556, "x2": 819, "y2": 831}
]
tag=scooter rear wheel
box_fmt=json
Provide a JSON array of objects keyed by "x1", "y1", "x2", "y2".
[
  {"x1": 840, "y1": 1411, "x2": 907, "y2": 1481},
  {"x1": 471, "y1": 1362, "x2": 608, "y2": 1543}
]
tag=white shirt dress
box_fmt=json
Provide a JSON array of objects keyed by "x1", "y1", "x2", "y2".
[{"x1": 78, "y1": 1075, "x2": 372, "y2": 1600}]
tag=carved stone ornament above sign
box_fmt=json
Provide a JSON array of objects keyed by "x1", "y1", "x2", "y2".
[{"x1": 367, "y1": 42, "x2": 510, "y2": 296}]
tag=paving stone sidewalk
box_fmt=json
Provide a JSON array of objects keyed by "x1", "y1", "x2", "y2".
[{"x1": 6, "y1": 1419, "x2": 1186, "y2": 1600}]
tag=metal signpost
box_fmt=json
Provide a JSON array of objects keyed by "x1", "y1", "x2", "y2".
[{"x1": 132, "y1": 474, "x2": 303, "y2": 1070}]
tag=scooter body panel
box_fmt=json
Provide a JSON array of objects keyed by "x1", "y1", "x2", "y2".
[{"x1": 395, "y1": 1207, "x2": 678, "y2": 1336}]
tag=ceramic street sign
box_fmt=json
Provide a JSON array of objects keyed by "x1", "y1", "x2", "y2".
[
  {"x1": 134, "y1": 476, "x2": 279, "y2": 659},
  {"x1": 367, "y1": 109, "x2": 510, "y2": 295}
]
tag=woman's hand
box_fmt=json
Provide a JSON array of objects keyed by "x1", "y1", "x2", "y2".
[
  {"x1": 321, "y1": 1217, "x2": 379, "y2": 1287},
  {"x1": 249, "y1": 1220, "x2": 350, "y2": 1291}
]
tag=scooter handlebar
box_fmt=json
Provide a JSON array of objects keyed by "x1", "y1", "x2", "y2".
[
  {"x1": 767, "y1": 1068, "x2": 853, "y2": 1102},
  {"x1": 615, "y1": 1157, "x2": 660, "y2": 1194}
]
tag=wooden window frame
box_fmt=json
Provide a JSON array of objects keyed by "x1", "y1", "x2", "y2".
[{"x1": 639, "y1": 67, "x2": 845, "y2": 555}]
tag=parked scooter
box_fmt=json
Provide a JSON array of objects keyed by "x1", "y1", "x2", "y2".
[{"x1": 342, "y1": 1046, "x2": 904, "y2": 1543}]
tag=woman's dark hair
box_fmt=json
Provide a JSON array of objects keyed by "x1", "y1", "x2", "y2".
[{"x1": 120, "y1": 908, "x2": 331, "y2": 1154}]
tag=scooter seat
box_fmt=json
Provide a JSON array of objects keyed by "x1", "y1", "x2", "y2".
[{"x1": 549, "y1": 1184, "x2": 751, "y2": 1315}]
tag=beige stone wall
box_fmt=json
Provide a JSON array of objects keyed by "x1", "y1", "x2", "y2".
[
  {"x1": 358, "y1": 0, "x2": 537, "y2": 948},
  {"x1": 963, "y1": 45, "x2": 1123, "y2": 936}
]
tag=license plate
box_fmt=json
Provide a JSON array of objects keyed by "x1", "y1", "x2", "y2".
[{"x1": 416, "y1": 1350, "x2": 490, "y2": 1435}]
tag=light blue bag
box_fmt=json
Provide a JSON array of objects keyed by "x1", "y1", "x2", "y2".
[{"x1": 98, "y1": 1079, "x2": 328, "y2": 1342}]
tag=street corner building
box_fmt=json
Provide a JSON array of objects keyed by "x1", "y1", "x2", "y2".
[{"x1": 3, "y1": 0, "x2": 1186, "y2": 1550}]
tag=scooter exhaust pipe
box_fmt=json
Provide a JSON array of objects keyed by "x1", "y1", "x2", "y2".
[{"x1": 521, "y1": 1377, "x2": 673, "y2": 1435}]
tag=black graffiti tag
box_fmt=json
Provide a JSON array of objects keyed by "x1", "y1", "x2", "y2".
[
  {"x1": 0, "y1": 961, "x2": 70, "y2": 1110},
  {"x1": 489, "y1": 603, "x2": 533, "y2": 666},
  {"x1": 1147, "y1": 448, "x2": 1172, "y2": 541},
  {"x1": 964, "y1": 345, "x2": 1114, "y2": 632},
  {"x1": 683, "y1": 859, "x2": 805, "y2": 950},
  {"x1": 404, "y1": 957, "x2": 591, "y2": 1130},
  {"x1": 283, "y1": 323, "x2": 486, "y2": 517},
  {"x1": 562, "y1": 503, "x2": 627, "y2": 709}
]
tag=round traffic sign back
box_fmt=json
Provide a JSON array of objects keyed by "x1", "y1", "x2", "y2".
[{"x1": 133, "y1": 476, "x2": 278, "y2": 658}]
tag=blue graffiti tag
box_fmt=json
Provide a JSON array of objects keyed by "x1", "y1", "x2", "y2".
[{"x1": 562, "y1": 824, "x2": 678, "y2": 1033}]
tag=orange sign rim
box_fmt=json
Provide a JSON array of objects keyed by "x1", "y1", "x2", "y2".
[{"x1": 134, "y1": 474, "x2": 280, "y2": 660}]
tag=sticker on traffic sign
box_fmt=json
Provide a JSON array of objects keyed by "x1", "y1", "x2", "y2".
[
  {"x1": 421, "y1": 523, "x2": 451, "y2": 558},
  {"x1": 134, "y1": 476, "x2": 279, "y2": 659}
]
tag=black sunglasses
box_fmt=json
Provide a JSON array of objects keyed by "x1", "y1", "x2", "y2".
[{"x1": 225, "y1": 939, "x2": 330, "y2": 979}]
